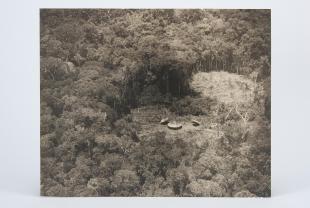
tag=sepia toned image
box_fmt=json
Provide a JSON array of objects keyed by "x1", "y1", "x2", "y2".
[{"x1": 40, "y1": 9, "x2": 271, "y2": 197}]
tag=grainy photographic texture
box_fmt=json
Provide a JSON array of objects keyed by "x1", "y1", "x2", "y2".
[{"x1": 40, "y1": 9, "x2": 271, "y2": 197}]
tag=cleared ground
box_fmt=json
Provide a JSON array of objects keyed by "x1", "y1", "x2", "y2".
[
  {"x1": 191, "y1": 71, "x2": 255, "y2": 106},
  {"x1": 132, "y1": 71, "x2": 258, "y2": 150}
]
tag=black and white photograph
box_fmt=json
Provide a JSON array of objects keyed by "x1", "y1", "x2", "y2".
[
  {"x1": 2, "y1": 0, "x2": 310, "y2": 207},
  {"x1": 40, "y1": 9, "x2": 271, "y2": 197}
]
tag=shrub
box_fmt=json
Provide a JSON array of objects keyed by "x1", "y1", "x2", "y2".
[
  {"x1": 234, "y1": 190, "x2": 256, "y2": 197},
  {"x1": 131, "y1": 132, "x2": 195, "y2": 184},
  {"x1": 87, "y1": 177, "x2": 111, "y2": 195},
  {"x1": 222, "y1": 121, "x2": 247, "y2": 145},
  {"x1": 54, "y1": 22, "x2": 84, "y2": 43},
  {"x1": 185, "y1": 179, "x2": 225, "y2": 197},
  {"x1": 83, "y1": 24, "x2": 101, "y2": 44},
  {"x1": 112, "y1": 118, "x2": 140, "y2": 140},
  {"x1": 95, "y1": 134, "x2": 123, "y2": 154},
  {"x1": 41, "y1": 133, "x2": 56, "y2": 157},
  {"x1": 166, "y1": 167, "x2": 190, "y2": 195},
  {"x1": 110, "y1": 170, "x2": 140, "y2": 196}
]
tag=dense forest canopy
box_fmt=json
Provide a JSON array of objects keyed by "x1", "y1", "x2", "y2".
[
  {"x1": 41, "y1": 9, "x2": 271, "y2": 197},
  {"x1": 41, "y1": 9, "x2": 270, "y2": 103}
]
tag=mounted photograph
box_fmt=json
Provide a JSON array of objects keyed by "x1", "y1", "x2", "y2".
[{"x1": 40, "y1": 9, "x2": 271, "y2": 197}]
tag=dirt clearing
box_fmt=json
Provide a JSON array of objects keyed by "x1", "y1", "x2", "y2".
[{"x1": 191, "y1": 71, "x2": 255, "y2": 106}]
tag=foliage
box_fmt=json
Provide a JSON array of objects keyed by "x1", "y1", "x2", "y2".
[
  {"x1": 170, "y1": 96, "x2": 215, "y2": 116},
  {"x1": 40, "y1": 9, "x2": 271, "y2": 197}
]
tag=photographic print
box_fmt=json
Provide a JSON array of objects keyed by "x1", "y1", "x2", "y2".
[{"x1": 40, "y1": 9, "x2": 271, "y2": 197}]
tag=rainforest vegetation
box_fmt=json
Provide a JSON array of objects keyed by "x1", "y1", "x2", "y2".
[{"x1": 40, "y1": 9, "x2": 271, "y2": 197}]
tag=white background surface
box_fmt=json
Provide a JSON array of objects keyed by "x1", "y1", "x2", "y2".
[{"x1": 0, "y1": 0, "x2": 310, "y2": 207}]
